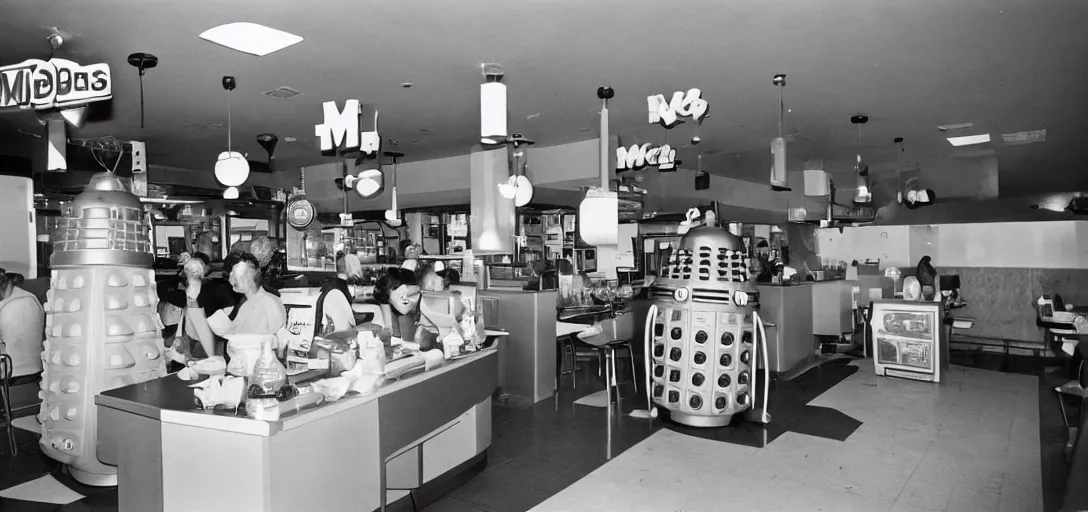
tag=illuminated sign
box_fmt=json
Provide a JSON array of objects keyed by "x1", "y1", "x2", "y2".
[
  {"x1": 314, "y1": 100, "x2": 380, "y2": 155},
  {"x1": 647, "y1": 88, "x2": 708, "y2": 128},
  {"x1": 0, "y1": 58, "x2": 111, "y2": 111},
  {"x1": 616, "y1": 143, "x2": 676, "y2": 172}
]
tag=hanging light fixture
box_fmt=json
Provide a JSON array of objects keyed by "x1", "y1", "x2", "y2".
[
  {"x1": 384, "y1": 151, "x2": 403, "y2": 226},
  {"x1": 579, "y1": 86, "x2": 619, "y2": 246},
  {"x1": 214, "y1": 76, "x2": 250, "y2": 188},
  {"x1": 852, "y1": 114, "x2": 872, "y2": 205},
  {"x1": 769, "y1": 74, "x2": 790, "y2": 191},
  {"x1": 480, "y1": 63, "x2": 507, "y2": 145},
  {"x1": 223, "y1": 186, "x2": 239, "y2": 199},
  {"x1": 498, "y1": 134, "x2": 535, "y2": 207}
]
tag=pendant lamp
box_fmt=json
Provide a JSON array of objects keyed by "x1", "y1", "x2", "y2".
[
  {"x1": 480, "y1": 63, "x2": 507, "y2": 145},
  {"x1": 498, "y1": 134, "x2": 535, "y2": 207},
  {"x1": 214, "y1": 76, "x2": 250, "y2": 188},
  {"x1": 384, "y1": 151, "x2": 403, "y2": 226},
  {"x1": 769, "y1": 74, "x2": 790, "y2": 191},
  {"x1": 579, "y1": 86, "x2": 619, "y2": 247},
  {"x1": 223, "y1": 186, "x2": 239, "y2": 199},
  {"x1": 852, "y1": 115, "x2": 872, "y2": 205}
]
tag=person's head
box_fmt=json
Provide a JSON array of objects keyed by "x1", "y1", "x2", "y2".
[
  {"x1": 0, "y1": 268, "x2": 13, "y2": 300},
  {"x1": 7, "y1": 272, "x2": 24, "y2": 289},
  {"x1": 418, "y1": 264, "x2": 446, "y2": 292},
  {"x1": 250, "y1": 237, "x2": 277, "y2": 269},
  {"x1": 228, "y1": 252, "x2": 262, "y2": 295},
  {"x1": 375, "y1": 267, "x2": 420, "y2": 315},
  {"x1": 195, "y1": 231, "x2": 217, "y2": 260}
]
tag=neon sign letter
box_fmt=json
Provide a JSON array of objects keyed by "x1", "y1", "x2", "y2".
[
  {"x1": 314, "y1": 100, "x2": 381, "y2": 156},
  {"x1": 647, "y1": 88, "x2": 709, "y2": 128},
  {"x1": 0, "y1": 58, "x2": 111, "y2": 111},
  {"x1": 616, "y1": 143, "x2": 676, "y2": 172}
]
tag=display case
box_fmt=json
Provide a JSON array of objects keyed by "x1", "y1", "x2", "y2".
[{"x1": 870, "y1": 299, "x2": 948, "y2": 383}]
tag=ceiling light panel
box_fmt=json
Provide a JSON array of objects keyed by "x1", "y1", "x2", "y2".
[
  {"x1": 200, "y1": 23, "x2": 303, "y2": 57},
  {"x1": 947, "y1": 134, "x2": 990, "y2": 147}
]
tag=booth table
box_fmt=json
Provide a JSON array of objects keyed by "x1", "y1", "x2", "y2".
[{"x1": 96, "y1": 349, "x2": 498, "y2": 512}]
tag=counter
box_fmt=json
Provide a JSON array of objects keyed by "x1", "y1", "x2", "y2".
[
  {"x1": 96, "y1": 349, "x2": 498, "y2": 512},
  {"x1": 756, "y1": 283, "x2": 815, "y2": 376},
  {"x1": 478, "y1": 289, "x2": 557, "y2": 403}
]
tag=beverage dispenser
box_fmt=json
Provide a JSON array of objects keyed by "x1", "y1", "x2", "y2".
[
  {"x1": 39, "y1": 172, "x2": 167, "y2": 486},
  {"x1": 646, "y1": 226, "x2": 769, "y2": 428}
]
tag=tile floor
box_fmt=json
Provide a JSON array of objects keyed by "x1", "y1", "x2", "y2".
[
  {"x1": 531, "y1": 360, "x2": 1046, "y2": 512},
  {"x1": 0, "y1": 352, "x2": 1073, "y2": 512}
]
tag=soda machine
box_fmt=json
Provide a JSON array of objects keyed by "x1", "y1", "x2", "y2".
[{"x1": 645, "y1": 226, "x2": 770, "y2": 428}]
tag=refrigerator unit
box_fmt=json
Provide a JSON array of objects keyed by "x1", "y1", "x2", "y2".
[{"x1": 870, "y1": 299, "x2": 948, "y2": 383}]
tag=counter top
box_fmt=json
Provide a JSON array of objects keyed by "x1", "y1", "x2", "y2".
[
  {"x1": 756, "y1": 279, "x2": 845, "y2": 287},
  {"x1": 96, "y1": 347, "x2": 499, "y2": 437}
]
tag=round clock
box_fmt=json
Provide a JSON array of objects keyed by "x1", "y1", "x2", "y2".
[{"x1": 286, "y1": 197, "x2": 315, "y2": 230}]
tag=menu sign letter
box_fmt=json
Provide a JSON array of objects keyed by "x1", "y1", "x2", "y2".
[
  {"x1": 647, "y1": 88, "x2": 709, "y2": 128},
  {"x1": 314, "y1": 100, "x2": 381, "y2": 156},
  {"x1": 0, "y1": 58, "x2": 111, "y2": 111}
]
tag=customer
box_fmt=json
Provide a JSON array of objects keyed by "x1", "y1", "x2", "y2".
[
  {"x1": 313, "y1": 252, "x2": 362, "y2": 336},
  {"x1": 160, "y1": 253, "x2": 242, "y2": 361},
  {"x1": 0, "y1": 268, "x2": 45, "y2": 379},
  {"x1": 183, "y1": 253, "x2": 286, "y2": 357},
  {"x1": 373, "y1": 267, "x2": 420, "y2": 344}
]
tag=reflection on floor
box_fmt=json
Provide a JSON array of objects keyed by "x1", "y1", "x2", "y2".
[
  {"x1": 0, "y1": 352, "x2": 1070, "y2": 512},
  {"x1": 531, "y1": 360, "x2": 1044, "y2": 512}
]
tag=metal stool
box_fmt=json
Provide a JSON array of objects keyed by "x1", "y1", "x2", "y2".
[
  {"x1": 556, "y1": 334, "x2": 578, "y2": 390},
  {"x1": 1, "y1": 354, "x2": 16, "y2": 456},
  {"x1": 576, "y1": 319, "x2": 638, "y2": 400}
]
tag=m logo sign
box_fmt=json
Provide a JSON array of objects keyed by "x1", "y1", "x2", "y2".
[
  {"x1": 314, "y1": 100, "x2": 381, "y2": 156},
  {"x1": 616, "y1": 143, "x2": 676, "y2": 172}
]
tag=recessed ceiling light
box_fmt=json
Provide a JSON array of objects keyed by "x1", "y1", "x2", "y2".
[
  {"x1": 947, "y1": 134, "x2": 990, "y2": 147},
  {"x1": 264, "y1": 86, "x2": 301, "y2": 100},
  {"x1": 937, "y1": 122, "x2": 974, "y2": 132},
  {"x1": 401, "y1": 82, "x2": 413, "y2": 88},
  {"x1": 199, "y1": 22, "x2": 303, "y2": 57},
  {"x1": 284, "y1": 136, "x2": 297, "y2": 143}
]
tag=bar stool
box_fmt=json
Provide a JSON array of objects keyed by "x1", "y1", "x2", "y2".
[
  {"x1": 575, "y1": 315, "x2": 638, "y2": 399},
  {"x1": 556, "y1": 322, "x2": 589, "y2": 390},
  {"x1": 1, "y1": 354, "x2": 15, "y2": 456}
]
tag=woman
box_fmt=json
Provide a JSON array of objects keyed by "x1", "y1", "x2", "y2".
[
  {"x1": 0, "y1": 268, "x2": 44, "y2": 380},
  {"x1": 313, "y1": 252, "x2": 362, "y2": 336},
  {"x1": 373, "y1": 267, "x2": 420, "y2": 344},
  {"x1": 183, "y1": 253, "x2": 286, "y2": 357},
  {"x1": 160, "y1": 253, "x2": 241, "y2": 361}
]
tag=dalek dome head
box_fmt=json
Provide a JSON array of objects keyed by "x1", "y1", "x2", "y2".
[
  {"x1": 680, "y1": 226, "x2": 745, "y2": 252},
  {"x1": 52, "y1": 172, "x2": 154, "y2": 268}
]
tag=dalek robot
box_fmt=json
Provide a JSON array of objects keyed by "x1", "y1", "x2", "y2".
[
  {"x1": 39, "y1": 172, "x2": 167, "y2": 486},
  {"x1": 644, "y1": 226, "x2": 770, "y2": 428}
]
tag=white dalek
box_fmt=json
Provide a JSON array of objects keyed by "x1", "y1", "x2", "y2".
[
  {"x1": 39, "y1": 172, "x2": 166, "y2": 486},
  {"x1": 645, "y1": 226, "x2": 770, "y2": 428}
]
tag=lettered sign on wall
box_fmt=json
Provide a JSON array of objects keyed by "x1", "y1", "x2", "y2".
[
  {"x1": 0, "y1": 58, "x2": 111, "y2": 111},
  {"x1": 314, "y1": 100, "x2": 381, "y2": 156}
]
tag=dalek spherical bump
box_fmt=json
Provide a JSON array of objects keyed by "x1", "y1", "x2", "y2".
[
  {"x1": 646, "y1": 227, "x2": 761, "y2": 428},
  {"x1": 39, "y1": 172, "x2": 166, "y2": 486}
]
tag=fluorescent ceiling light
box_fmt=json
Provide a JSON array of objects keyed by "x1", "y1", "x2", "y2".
[
  {"x1": 200, "y1": 22, "x2": 303, "y2": 57},
  {"x1": 947, "y1": 134, "x2": 990, "y2": 147},
  {"x1": 937, "y1": 122, "x2": 974, "y2": 132}
]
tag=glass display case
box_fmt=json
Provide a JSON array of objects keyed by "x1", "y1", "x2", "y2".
[{"x1": 870, "y1": 299, "x2": 948, "y2": 383}]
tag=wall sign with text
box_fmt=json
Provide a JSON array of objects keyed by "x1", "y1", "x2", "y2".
[
  {"x1": 616, "y1": 143, "x2": 676, "y2": 173},
  {"x1": 647, "y1": 88, "x2": 709, "y2": 128},
  {"x1": 0, "y1": 58, "x2": 111, "y2": 111},
  {"x1": 314, "y1": 99, "x2": 381, "y2": 156}
]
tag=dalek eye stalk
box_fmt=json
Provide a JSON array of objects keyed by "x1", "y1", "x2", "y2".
[
  {"x1": 39, "y1": 172, "x2": 167, "y2": 486},
  {"x1": 645, "y1": 227, "x2": 770, "y2": 428}
]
